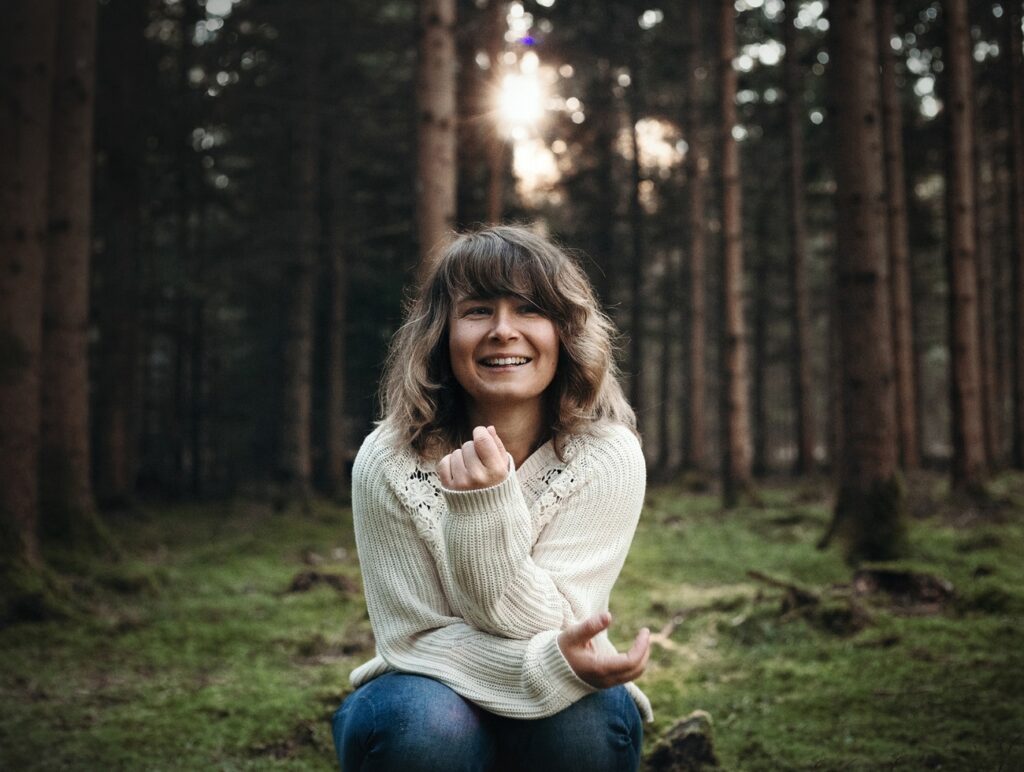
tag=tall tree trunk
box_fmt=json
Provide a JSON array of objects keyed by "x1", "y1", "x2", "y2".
[
  {"x1": 416, "y1": 0, "x2": 457, "y2": 273},
  {"x1": 877, "y1": 0, "x2": 920, "y2": 470},
  {"x1": 656, "y1": 249, "x2": 675, "y2": 475},
  {"x1": 992, "y1": 156, "x2": 1012, "y2": 465},
  {"x1": 93, "y1": 0, "x2": 147, "y2": 507},
  {"x1": 279, "y1": 28, "x2": 320, "y2": 505},
  {"x1": 975, "y1": 126, "x2": 1001, "y2": 468},
  {"x1": 944, "y1": 0, "x2": 987, "y2": 492},
  {"x1": 172, "y1": 0, "x2": 202, "y2": 497},
  {"x1": 627, "y1": 53, "x2": 646, "y2": 422},
  {"x1": 752, "y1": 203, "x2": 770, "y2": 477},
  {"x1": 485, "y1": 0, "x2": 506, "y2": 224},
  {"x1": 682, "y1": 1, "x2": 708, "y2": 472},
  {"x1": 189, "y1": 204, "x2": 208, "y2": 497},
  {"x1": 324, "y1": 110, "x2": 349, "y2": 499},
  {"x1": 0, "y1": 2, "x2": 59, "y2": 571},
  {"x1": 592, "y1": 62, "x2": 617, "y2": 310},
  {"x1": 40, "y1": 0, "x2": 104, "y2": 544},
  {"x1": 719, "y1": 0, "x2": 753, "y2": 505},
  {"x1": 1007, "y1": 0, "x2": 1024, "y2": 469},
  {"x1": 826, "y1": 0, "x2": 906, "y2": 563},
  {"x1": 828, "y1": 254, "x2": 844, "y2": 473},
  {"x1": 783, "y1": 0, "x2": 816, "y2": 475}
]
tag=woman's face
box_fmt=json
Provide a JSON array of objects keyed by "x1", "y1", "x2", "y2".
[{"x1": 448, "y1": 294, "x2": 559, "y2": 414}]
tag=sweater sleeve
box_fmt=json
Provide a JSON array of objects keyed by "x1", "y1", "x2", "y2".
[
  {"x1": 350, "y1": 433, "x2": 597, "y2": 719},
  {"x1": 440, "y1": 424, "x2": 646, "y2": 639}
]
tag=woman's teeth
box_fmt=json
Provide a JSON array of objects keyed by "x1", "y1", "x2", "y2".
[{"x1": 482, "y1": 357, "x2": 530, "y2": 367}]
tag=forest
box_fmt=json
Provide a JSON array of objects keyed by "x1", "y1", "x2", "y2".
[{"x1": 2, "y1": 0, "x2": 1023, "y2": 769}]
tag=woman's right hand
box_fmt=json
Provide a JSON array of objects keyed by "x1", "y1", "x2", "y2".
[{"x1": 557, "y1": 612, "x2": 650, "y2": 689}]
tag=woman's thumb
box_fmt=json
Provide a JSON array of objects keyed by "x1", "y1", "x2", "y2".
[{"x1": 567, "y1": 612, "x2": 611, "y2": 644}]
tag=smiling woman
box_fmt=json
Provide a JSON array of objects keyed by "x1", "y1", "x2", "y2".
[
  {"x1": 331, "y1": 225, "x2": 652, "y2": 772},
  {"x1": 447, "y1": 294, "x2": 559, "y2": 458}
]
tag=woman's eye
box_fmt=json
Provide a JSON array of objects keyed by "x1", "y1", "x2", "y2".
[
  {"x1": 466, "y1": 306, "x2": 491, "y2": 316},
  {"x1": 519, "y1": 304, "x2": 542, "y2": 315}
]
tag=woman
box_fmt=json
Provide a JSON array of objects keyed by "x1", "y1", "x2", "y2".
[{"x1": 332, "y1": 225, "x2": 652, "y2": 771}]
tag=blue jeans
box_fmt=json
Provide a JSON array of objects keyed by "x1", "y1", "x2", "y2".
[{"x1": 331, "y1": 672, "x2": 642, "y2": 771}]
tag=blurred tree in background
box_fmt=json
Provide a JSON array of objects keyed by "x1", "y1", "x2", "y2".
[{"x1": 3, "y1": 0, "x2": 1024, "y2": 616}]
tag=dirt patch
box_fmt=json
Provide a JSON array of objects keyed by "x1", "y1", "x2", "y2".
[
  {"x1": 250, "y1": 721, "x2": 319, "y2": 759},
  {"x1": 287, "y1": 571, "x2": 359, "y2": 595},
  {"x1": 852, "y1": 566, "x2": 954, "y2": 614}
]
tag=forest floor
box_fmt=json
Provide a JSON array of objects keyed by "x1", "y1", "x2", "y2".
[{"x1": 1, "y1": 472, "x2": 1023, "y2": 771}]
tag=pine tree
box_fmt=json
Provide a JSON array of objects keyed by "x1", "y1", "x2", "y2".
[{"x1": 826, "y1": 0, "x2": 907, "y2": 562}]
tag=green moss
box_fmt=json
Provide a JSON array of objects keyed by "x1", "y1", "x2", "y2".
[{"x1": 2, "y1": 477, "x2": 1024, "y2": 770}]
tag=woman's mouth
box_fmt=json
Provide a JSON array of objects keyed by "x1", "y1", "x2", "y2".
[{"x1": 479, "y1": 356, "x2": 532, "y2": 368}]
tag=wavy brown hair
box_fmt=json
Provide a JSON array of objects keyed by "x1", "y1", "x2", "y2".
[{"x1": 379, "y1": 224, "x2": 636, "y2": 460}]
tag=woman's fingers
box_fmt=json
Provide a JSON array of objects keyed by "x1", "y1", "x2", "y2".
[
  {"x1": 438, "y1": 432, "x2": 507, "y2": 490},
  {"x1": 565, "y1": 612, "x2": 611, "y2": 647},
  {"x1": 627, "y1": 627, "x2": 651, "y2": 664},
  {"x1": 437, "y1": 455, "x2": 453, "y2": 487},
  {"x1": 449, "y1": 448, "x2": 469, "y2": 484},
  {"x1": 472, "y1": 425, "x2": 505, "y2": 471},
  {"x1": 486, "y1": 425, "x2": 507, "y2": 457},
  {"x1": 460, "y1": 439, "x2": 488, "y2": 482}
]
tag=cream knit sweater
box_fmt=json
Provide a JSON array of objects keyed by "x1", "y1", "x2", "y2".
[{"x1": 348, "y1": 420, "x2": 653, "y2": 722}]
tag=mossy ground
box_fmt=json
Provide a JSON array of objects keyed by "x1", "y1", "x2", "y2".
[{"x1": 1, "y1": 474, "x2": 1022, "y2": 770}]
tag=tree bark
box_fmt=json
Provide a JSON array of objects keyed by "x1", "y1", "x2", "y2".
[
  {"x1": 944, "y1": 0, "x2": 987, "y2": 491},
  {"x1": 171, "y1": 0, "x2": 202, "y2": 498},
  {"x1": 682, "y1": 1, "x2": 708, "y2": 472},
  {"x1": 324, "y1": 112, "x2": 349, "y2": 499},
  {"x1": 975, "y1": 122, "x2": 1001, "y2": 468},
  {"x1": 40, "y1": 0, "x2": 102, "y2": 542},
  {"x1": 783, "y1": 0, "x2": 816, "y2": 475},
  {"x1": 627, "y1": 52, "x2": 646, "y2": 425},
  {"x1": 752, "y1": 202, "x2": 770, "y2": 476},
  {"x1": 592, "y1": 62, "x2": 618, "y2": 311},
  {"x1": 1007, "y1": 0, "x2": 1024, "y2": 469},
  {"x1": 827, "y1": 0, "x2": 906, "y2": 563},
  {"x1": 656, "y1": 249, "x2": 676, "y2": 475},
  {"x1": 876, "y1": 0, "x2": 921, "y2": 471},
  {"x1": 485, "y1": 0, "x2": 506, "y2": 224},
  {"x1": 719, "y1": 0, "x2": 753, "y2": 505},
  {"x1": 93, "y1": 0, "x2": 147, "y2": 507},
  {"x1": 416, "y1": 0, "x2": 457, "y2": 274},
  {"x1": 0, "y1": 1, "x2": 58, "y2": 568},
  {"x1": 279, "y1": 26, "x2": 321, "y2": 504}
]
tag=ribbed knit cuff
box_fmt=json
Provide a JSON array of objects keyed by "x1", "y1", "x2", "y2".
[
  {"x1": 441, "y1": 454, "x2": 528, "y2": 515},
  {"x1": 523, "y1": 630, "x2": 598, "y2": 710}
]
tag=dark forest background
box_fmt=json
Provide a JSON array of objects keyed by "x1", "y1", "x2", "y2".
[
  {"x1": 2, "y1": 0, "x2": 1023, "y2": 618},
  {"x1": 3, "y1": 1, "x2": 1024, "y2": 768}
]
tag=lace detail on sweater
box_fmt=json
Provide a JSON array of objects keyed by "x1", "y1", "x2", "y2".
[
  {"x1": 524, "y1": 433, "x2": 589, "y2": 540},
  {"x1": 383, "y1": 431, "x2": 592, "y2": 553},
  {"x1": 388, "y1": 452, "x2": 448, "y2": 564}
]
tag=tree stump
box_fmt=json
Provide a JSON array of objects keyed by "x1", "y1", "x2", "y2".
[{"x1": 646, "y1": 710, "x2": 720, "y2": 771}]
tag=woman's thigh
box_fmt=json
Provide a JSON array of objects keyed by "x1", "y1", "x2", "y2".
[
  {"x1": 494, "y1": 686, "x2": 642, "y2": 772},
  {"x1": 331, "y1": 672, "x2": 496, "y2": 772}
]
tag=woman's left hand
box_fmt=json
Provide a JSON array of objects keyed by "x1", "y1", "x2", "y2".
[{"x1": 437, "y1": 425, "x2": 509, "y2": 491}]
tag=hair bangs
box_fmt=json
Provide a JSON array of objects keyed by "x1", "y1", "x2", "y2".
[{"x1": 434, "y1": 232, "x2": 571, "y2": 323}]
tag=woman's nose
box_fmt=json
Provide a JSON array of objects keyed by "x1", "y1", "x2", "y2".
[{"x1": 489, "y1": 309, "x2": 518, "y2": 339}]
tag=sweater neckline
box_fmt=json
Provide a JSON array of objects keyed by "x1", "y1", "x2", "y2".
[{"x1": 515, "y1": 438, "x2": 558, "y2": 481}]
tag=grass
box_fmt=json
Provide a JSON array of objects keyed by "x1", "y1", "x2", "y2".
[{"x1": 1, "y1": 474, "x2": 1023, "y2": 770}]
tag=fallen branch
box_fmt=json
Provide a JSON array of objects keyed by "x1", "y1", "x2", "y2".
[{"x1": 746, "y1": 570, "x2": 820, "y2": 608}]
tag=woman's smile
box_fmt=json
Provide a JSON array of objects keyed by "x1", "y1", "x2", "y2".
[{"x1": 449, "y1": 295, "x2": 559, "y2": 409}]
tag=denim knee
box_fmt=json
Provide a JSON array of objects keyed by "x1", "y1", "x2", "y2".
[
  {"x1": 331, "y1": 673, "x2": 495, "y2": 772},
  {"x1": 498, "y1": 686, "x2": 643, "y2": 772}
]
